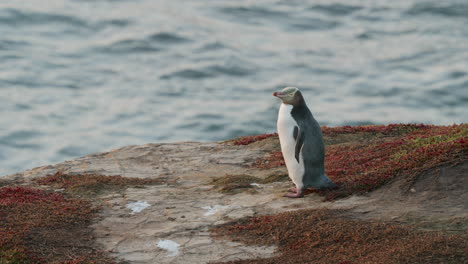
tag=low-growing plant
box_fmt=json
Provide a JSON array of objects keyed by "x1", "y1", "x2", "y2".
[
  {"x1": 250, "y1": 124, "x2": 467, "y2": 200},
  {"x1": 211, "y1": 209, "x2": 467, "y2": 264},
  {"x1": 36, "y1": 171, "x2": 164, "y2": 195},
  {"x1": 0, "y1": 186, "x2": 115, "y2": 264},
  {"x1": 231, "y1": 133, "x2": 278, "y2": 146}
]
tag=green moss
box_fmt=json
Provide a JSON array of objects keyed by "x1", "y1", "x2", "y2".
[
  {"x1": 211, "y1": 174, "x2": 261, "y2": 194},
  {"x1": 219, "y1": 184, "x2": 258, "y2": 194},
  {"x1": 211, "y1": 173, "x2": 290, "y2": 194},
  {"x1": 396, "y1": 126, "x2": 467, "y2": 157},
  {"x1": 0, "y1": 248, "x2": 30, "y2": 264},
  {"x1": 212, "y1": 174, "x2": 261, "y2": 186},
  {"x1": 36, "y1": 171, "x2": 163, "y2": 197},
  {"x1": 261, "y1": 173, "x2": 289, "y2": 183},
  {"x1": 402, "y1": 215, "x2": 468, "y2": 234}
]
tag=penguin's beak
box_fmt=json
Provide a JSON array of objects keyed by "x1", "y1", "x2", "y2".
[{"x1": 273, "y1": 92, "x2": 287, "y2": 98}]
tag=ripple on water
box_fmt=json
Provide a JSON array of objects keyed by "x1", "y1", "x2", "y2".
[
  {"x1": 95, "y1": 39, "x2": 161, "y2": 54},
  {"x1": 203, "y1": 123, "x2": 227, "y2": 132},
  {"x1": 94, "y1": 32, "x2": 189, "y2": 54},
  {"x1": 193, "y1": 113, "x2": 224, "y2": 120},
  {"x1": 356, "y1": 29, "x2": 417, "y2": 40},
  {"x1": 57, "y1": 145, "x2": 89, "y2": 158},
  {"x1": 0, "y1": 8, "x2": 88, "y2": 28},
  {"x1": 176, "y1": 122, "x2": 202, "y2": 130},
  {"x1": 196, "y1": 42, "x2": 229, "y2": 52},
  {"x1": 0, "y1": 8, "x2": 132, "y2": 33},
  {"x1": 14, "y1": 104, "x2": 32, "y2": 111},
  {"x1": 148, "y1": 32, "x2": 190, "y2": 44},
  {"x1": 208, "y1": 64, "x2": 253, "y2": 77},
  {"x1": 438, "y1": 80, "x2": 468, "y2": 103},
  {"x1": 378, "y1": 50, "x2": 438, "y2": 69},
  {"x1": 160, "y1": 69, "x2": 214, "y2": 79},
  {"x1": 0, "y1": 130, "x2": 41, "y2": 141},
  {"x1": 98, "y1": 19, "x2": 131, "y2": 27},
  {"x1": 161, "y1": 58, "x2": 255, "y2": 80},
  {"x1": 0, "y1": 39, "x2": 29, "y2": 50},
  {"x1": 0, "y1": 54, "x2": 22, "y2": 62},
  {"x1": 406, "y1": 3, "x2": 468, "y2": 18},
  {"x1": 354, "y1": 14, "x2": 382, "y2": 22},
  {"x1": 288, "y1": 17, "x2": 339, "y2": 31},
  {"x1": 218, "y1": 6, "x2": 289, "y2": 25},
  {"x1": 309, "y1": 3, "x2": 363, "y2": 16},
  {"x1": 1, "y1": 77, "x2": 44, "y2": 89},
  {"x1": 0, "y1": 130, "x2": 42, "y2": 149},
  {"x1": 448, "y1": 71, "x2": 467, "y2": 79},
  {"x1": 353, "y1": 85, "x2": 409, "y2": 98},
  {"x1": 218, "y1": 5, "x2": 340, "y2": 31}
]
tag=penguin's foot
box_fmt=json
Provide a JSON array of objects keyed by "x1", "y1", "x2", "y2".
[
  {"x1": 288, "y1": 187, "x2": 298, "y2": 193},
  {"x1": 283, "y1": 190, "x2": 304, "y2": 198}
]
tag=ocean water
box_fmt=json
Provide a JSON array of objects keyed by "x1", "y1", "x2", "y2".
[{"x1": 1, "y1": 0, "x2": 467, "y2": 176}]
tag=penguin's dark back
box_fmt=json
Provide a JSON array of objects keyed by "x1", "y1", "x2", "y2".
[{"x1": 291, "y1": 104, "x2": 326, "y2": 169}]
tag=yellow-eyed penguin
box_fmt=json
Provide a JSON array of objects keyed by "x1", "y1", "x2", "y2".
[{"x1": 273, "y1": 87, "x2": 336, "y2": 198}]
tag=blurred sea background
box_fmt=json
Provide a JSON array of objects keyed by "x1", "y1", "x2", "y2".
[{"x1": 1, "y1": 0, "x2": 467, "y2": 176}]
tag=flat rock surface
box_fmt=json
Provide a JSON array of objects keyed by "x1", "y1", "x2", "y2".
[{"x1": 5, "y1": 140, "x2": 466, "y2": 263}]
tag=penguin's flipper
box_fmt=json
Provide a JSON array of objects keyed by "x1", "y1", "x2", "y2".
[{"x1": 294, "y1": 126, "x2": 304, "y2": 163}]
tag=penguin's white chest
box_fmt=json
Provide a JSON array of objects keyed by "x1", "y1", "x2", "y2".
[{"x1": 277, "y1": 104, "x2": 305, "y2": 187}]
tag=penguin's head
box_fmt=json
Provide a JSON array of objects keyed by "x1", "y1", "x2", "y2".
[{"x1": 273, "y1": 87, "x2": 304, "y2": 105}]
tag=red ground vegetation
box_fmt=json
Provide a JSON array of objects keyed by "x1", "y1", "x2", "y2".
[
  {"x1": 0, "y1": 186, "x2": 115, "y2": 264},
  {"x1": 251, "y1": 124, "x2": 467, "y2": 200},
  {"x1": 232, "y1": 133, "x2": 278, "y2": 145},
  {"x1": 321, "y1": 123, "x2": 432, "y2": 136},
  {"x1": 211, "y1": 209, "x2": 467, "y2": 264},
  {"x1": 0, "y1": 172, "x2": 164, "y2": 263},
  {"x1": 321, "y1": 124, "x2": 466, "y2": 200},
  {"x1": 251, "y1": 151, "x2": 285, "y2": 169}
]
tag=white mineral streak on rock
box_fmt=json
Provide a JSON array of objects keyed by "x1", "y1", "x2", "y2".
[
  {"x1": 202, "y1": 205, "x2": 229, "y2": 216},
  {"x1": 127, "y1": 201, "x2": 150, "y2": 214},
  {"x1": 157, "y1": 239, "x2": 180, "y2": 257},
  {"x1": 250, "y1": 183, "x2": 261, "y2": 187}
]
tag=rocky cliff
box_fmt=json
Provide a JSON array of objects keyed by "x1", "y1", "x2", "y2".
[{"x1": 1, "y1": 124, "x2": 466, "y2": 263}]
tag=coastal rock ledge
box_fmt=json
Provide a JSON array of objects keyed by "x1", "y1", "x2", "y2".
[{"x1": 1, "y1": 124, "x2": 467, "y2": 264}]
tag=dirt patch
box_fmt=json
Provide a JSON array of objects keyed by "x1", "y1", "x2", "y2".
[
  {"x1": 211, "y1": 209, "x2": 467, "y2": 264},
  {"x1": 35, "y1": 171, "x2": 164, "y2": 196},
  {"x1": 0, "y1": 186, "x2": 116, "y2": 264}
]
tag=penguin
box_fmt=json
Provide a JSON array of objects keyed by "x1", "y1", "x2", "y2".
[{"x1": 273, "y1": 87, "x2": 336, "y2": 198}]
